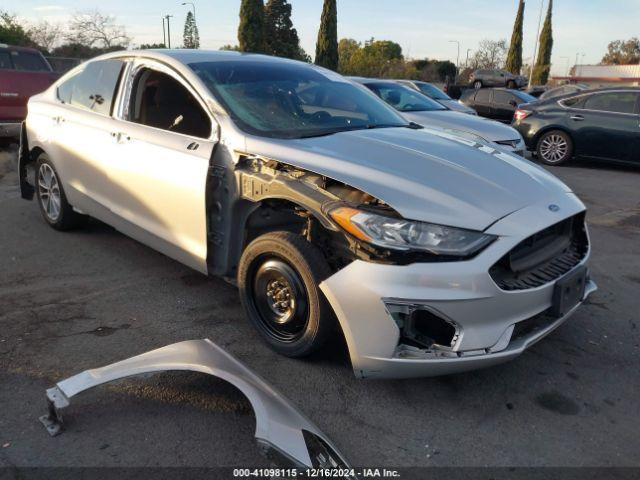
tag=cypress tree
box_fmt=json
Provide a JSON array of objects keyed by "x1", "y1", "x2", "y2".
[
  {"x1": 315, "y1": 0, "x2": 338, "y2": 70},
  {"x1": 264, "y1": 0, "x2": 306, "y2": 60},
  {"x1": 238, "y1": 0, "x2": 265, "y2": 53},
  {"x1": 532, "y1": 0, "x2": 554, "y2": 85},
  {"x1": 505, "y1": 0, "x2": 525, "y2": 74},
  {"x1": 183, "y1": 11, "x2": 200, "y2": 49}
]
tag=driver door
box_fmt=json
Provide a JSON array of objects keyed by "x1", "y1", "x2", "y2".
[{"x1": 106, "y1": 60, "x2": 217, "y2": 273}]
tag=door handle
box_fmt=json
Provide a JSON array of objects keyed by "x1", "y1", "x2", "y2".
[
  {"x1": 111, "y1": 132, "x2": 131, "y2": 143},
  {"x1": 570, "y1": 115, "x2": 585, "y2": 121}
]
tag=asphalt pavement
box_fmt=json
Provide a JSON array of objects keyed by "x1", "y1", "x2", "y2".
[{"x1": 0, "y1": 146, "x2": 638, "y2": 473}]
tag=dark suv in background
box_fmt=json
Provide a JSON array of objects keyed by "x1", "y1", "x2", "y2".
[
  {"x1": 512, "y1": 88, "x2": 640, "y2": 165},
  {"x1": 469, "y1": 69, "x2": 527, "y2": 90},
  {"x1": 460, "y1": 88, "x2": 538, "y2": 123}
]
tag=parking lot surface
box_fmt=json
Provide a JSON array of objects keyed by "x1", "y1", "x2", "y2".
[{"x1": 0, "y1": 146, "x2": 639, "y2": 470}]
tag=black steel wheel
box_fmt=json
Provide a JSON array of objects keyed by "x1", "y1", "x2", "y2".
[{"x1": 238, "y1": 231, "x2": 334, "y2": 357}]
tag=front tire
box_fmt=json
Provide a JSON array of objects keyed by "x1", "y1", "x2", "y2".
[
  {"x1": 238, "y1": 232, "x2": 334, "y2": 358},
  {"x1": 36, "y1": 153, "x2": 87, "y2": 230},
  {"x1": 536, "y1": 130, "x2": 573, "y2": 166},
  {"x1": 507, "y1": 80, "x2": 517, "y2": 89},
  {"x1": 473, "y1": 80, "x2": 483, "y2": 89}
]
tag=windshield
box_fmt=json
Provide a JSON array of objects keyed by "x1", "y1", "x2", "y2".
[
  {"x1": 189, "y1": 60, "x2": 408, "y2": 139},
  {"x1": 416, "y1": 82, "x2": 451, "y2": 101},
  {"x1": 364, "y1": 82, "x2": 447, "y2": 112}
]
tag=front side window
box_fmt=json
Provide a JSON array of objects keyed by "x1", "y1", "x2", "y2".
[
  {"x1": 190, "y1": 60, "x2": 407, "y2": 139},
  {"x1": 583, "y1": 92, "x2": 638, "y2": 114},
  {"x1": 127, "y1": 68, "x2": 212, "y2": 139},
  {"x1": 365, "y1": 82, "x2": 447, "y2": 113},
  {"x1": 57, "y1": 59, "x2": 124, "y2": 116},
  {"x1": 11, "y1": 51, "x2": 51, "y2": 72},
  {"x1": 494, "y1": 91, "x2": 514, "y2": 105}
]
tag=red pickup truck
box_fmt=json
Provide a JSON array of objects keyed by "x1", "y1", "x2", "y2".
[{"x1": 1, "y1": 44, "x2": 59, "y2": 144}]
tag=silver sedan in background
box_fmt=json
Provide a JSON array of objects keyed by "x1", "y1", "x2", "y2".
[
  {"x1": 351, "y1": 78, "x2": 526, "y2": 156},
  {"x1": 396, "y1": 79, "x2": 478, "y2": 115}
]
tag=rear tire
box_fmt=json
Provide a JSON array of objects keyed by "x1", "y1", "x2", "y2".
[
  {"x1": 536, "y1": 130, "x2": 573, "y2": 166},
  {"x1": 35, "y1": 153, "x2": 87, "y2": 230},
  {"x1": 507, "y1": 80, "x2": 517, "y2": 89},
  {"x1": 238, "y1": 231, "x2": 335, "y2": 358}
]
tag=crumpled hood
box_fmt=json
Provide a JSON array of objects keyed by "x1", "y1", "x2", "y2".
[
  {"x1": 244, "y1": 127, "x2": 573, "y2": 231},
  {"x1": 402, "y1": 110, "x2": 521, "y2": 143}
]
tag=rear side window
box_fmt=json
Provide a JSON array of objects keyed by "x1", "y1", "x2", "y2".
[
  {"x1": 57, "y1": 60, "x2": 124, "y2": 116},
  {"x1": 11, "y1": 51, "x2": 50, "y2": 72},
  {"x1": 583, "y1": 92, "x2": 638, "y2": 114},
  {"x1": 494, "y1": 91, "x2": 513, "y2": 105},
  {"x1": 476, "y1": 89, "x2": 491, "y2": 103},
  {"x1": 0, "y1": 52, "x2": 12, "y2": 69}
]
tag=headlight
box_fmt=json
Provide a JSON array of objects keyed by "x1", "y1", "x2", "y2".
[{"x1": 330, "y1": 207, "x2": 496, "y2": 256}]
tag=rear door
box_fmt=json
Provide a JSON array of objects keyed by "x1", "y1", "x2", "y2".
[
  {"x1": 492, "y1": 90, "x2": 518, "y2": 122},
  {"x1": 473, "y1": 89, "x2": 493, "y2": 118},
  {"x1": 570, "y1": 91, "x2": 639, "y2": 163}
]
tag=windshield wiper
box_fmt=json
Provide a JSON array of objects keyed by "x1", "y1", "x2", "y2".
[{"x1": 296, "y1": 123, "x2": 406, "y2": 139}]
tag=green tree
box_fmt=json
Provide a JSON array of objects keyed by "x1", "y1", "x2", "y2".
[
  {"x1": 140, "y1": 43, "x2": 167, "y2": 49},
  {"x1": 532, "y1": 0, "x2": 553, "y2": 85},
  {"x1": 238, "y1": 0, "x2": 265, "y2": 53},
  {"x1": 315, "y1": 0, "x2": 338, "y2": 70},
  {"x1": 0, "y1": 10, "x2": 34, "y2": 46},
  {"x1": 505, "y1": 0, "x2": 525, "y2": 74},
  {"x1": 601, "y1": 37, "x2": 640, "y2": 65},
  {"x1": 183, "y1": 11, "x2": 200, "y2": 49},
  {"x1": 264, "y1": 0, "x2": 306, "y2": 60}
]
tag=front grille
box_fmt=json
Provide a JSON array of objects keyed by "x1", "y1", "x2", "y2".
[{"x1": 489, "y1": 213, "x2": 588, "y2": 291}]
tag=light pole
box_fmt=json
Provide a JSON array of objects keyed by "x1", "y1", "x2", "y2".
[
  {"x1": 449, "y1": 40, "x2": 460, "y2": 82},
  {"x1": 181, "y1": 2, "x2": 196, "y2": 23},
  {"x1": 165, "y1": 14, "x2": 174, "y2": 48},
  {"x1": 465, "y1": 48, "x2": 472, "y2": 69},
  {"x1": 528, "y1": 0, "x2": 545, "y2": 88},
  {"x1": 162, "y1": 17, "x2": 166, "y2": 46}
]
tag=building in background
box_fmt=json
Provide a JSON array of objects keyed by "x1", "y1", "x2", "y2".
[{"x1": 553, "y1": 64, "x2": 640, "y2": 88}]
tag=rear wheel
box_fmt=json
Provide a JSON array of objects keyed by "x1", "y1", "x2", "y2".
[
  {"x1": 507, "y1": 80, "x2": 517, "y2": 89},
  {"x1": 36, "y1": 153, "x2": 87, "y2": 230},
  {"x1": 536, "y1": 130, "x2": 573, "y2": 166},
  {"x1": 238, "y1": 232, "x2": 334, "y2": 357},
  {"x1": 473, "y1": 80, "x2": 483, "y2": 89}
]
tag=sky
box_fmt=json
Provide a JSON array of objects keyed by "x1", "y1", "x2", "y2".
[{"x1": 5, "y1": 0, "x2": 640, "y2": 76}]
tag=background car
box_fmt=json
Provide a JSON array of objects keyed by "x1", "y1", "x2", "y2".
[
  {"x1": 0, "y1": 44, "x2": 58, "y2": 145},
  {"x1": 352, "y1": 78, "x2": 526, "y2": 155},
  {"x1": 468, "y1": 69, "x2": 527, "y2": 89},
  {"x1": 460, "y1": 87, "x2": 538, "y2": 123},
  {"x1": 512, "y1": 88, "x2": 640, "y2": 165},
  {"x1": 539, "y1": 84, "x2": 590, "y2": 101},
  {"x1": 396, "y1": 79, "x2": 477, "y2": 115}
]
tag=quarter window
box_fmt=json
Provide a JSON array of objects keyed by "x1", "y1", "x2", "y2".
[
  {"x1": 57, "y1": 59, "x2": 125, "y2": 116},
  {"x1": 0, "y1": 52, "x2": 12, "y2": 69},
  {"x1": 583, "y1": 92, "x2": 638, "y2": 114},
  {"x1": 128, "y1": 68, "x2": 212, "y2": 139}
]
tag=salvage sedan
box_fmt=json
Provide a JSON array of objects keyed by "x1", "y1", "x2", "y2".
[{"x1": 19, "y1": 50, "x2": 596, "y2": 379}]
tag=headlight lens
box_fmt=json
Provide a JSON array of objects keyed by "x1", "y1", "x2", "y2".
[{"x1": 330, "y1": 207, "x2": 496, "y2": 256}]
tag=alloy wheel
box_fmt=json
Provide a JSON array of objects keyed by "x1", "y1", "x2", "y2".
[
  {"x1": 539, "y1": 134, "x2": 569, "y2": 163},
  {"x1": 38, "y1": 163, "x2": 62, "y2": 221}
]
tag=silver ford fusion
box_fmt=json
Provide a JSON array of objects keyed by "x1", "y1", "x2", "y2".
[
  {"x1": 19, "y1": 50, "x2": 595, "y2": 379},
  {"x1": 352, "y1": 78, "x2": 526, "y2": 155}
]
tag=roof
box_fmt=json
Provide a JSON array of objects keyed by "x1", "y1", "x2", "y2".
[{"x1": 0, "y1": 44, "x2": 43, "y2": 54}]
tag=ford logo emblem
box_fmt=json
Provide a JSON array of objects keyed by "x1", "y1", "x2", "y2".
[{"x1": 548, "y1": 204, "x2": 560, "y2": 212}]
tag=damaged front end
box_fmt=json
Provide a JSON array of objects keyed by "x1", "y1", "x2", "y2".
[{"x1": 39, "y1": 339, "x2": 353, "y2": 470}]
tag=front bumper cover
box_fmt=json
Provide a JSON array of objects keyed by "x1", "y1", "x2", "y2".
[
  {"x1": 320, "y1": 193, "x2": 596, "y2": 379},
  {"x1": 39, "y1": 339, "x2": 352, "y2": 470}
]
